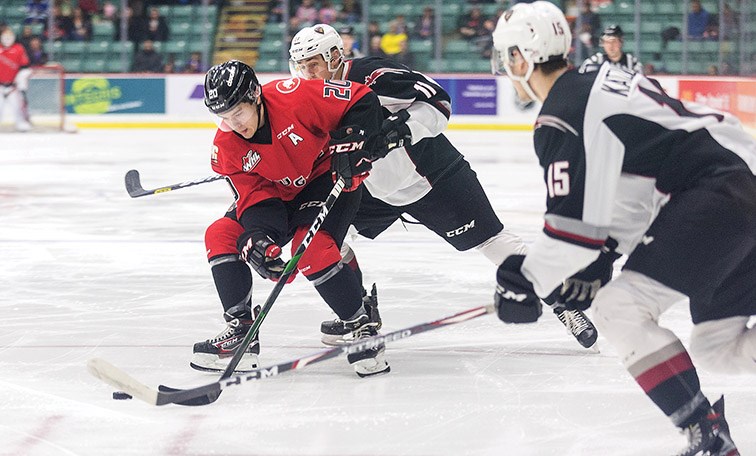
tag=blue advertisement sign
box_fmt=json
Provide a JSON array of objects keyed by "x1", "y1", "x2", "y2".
[
  {"x1": 437, "y1": 78, "x2": 497, "y2": 115},
  {"x1": 64, "y1": 78, "x2": 166, "y2": 114}
]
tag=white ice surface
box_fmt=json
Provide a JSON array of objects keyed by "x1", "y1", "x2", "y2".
[{"x1": 0, "y1": 129, "x2": 753, "y2": 456}]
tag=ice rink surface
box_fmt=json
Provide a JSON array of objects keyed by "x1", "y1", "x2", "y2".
[{"x1": 0, "y1": 128, "x2": 754, "y2": 456}]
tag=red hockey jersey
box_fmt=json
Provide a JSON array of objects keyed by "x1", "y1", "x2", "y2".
[
  {"x1": 0, "y1": 43, "x2": 30, "y2": 85},
  {"x1": 211, "y1": 77, "x2": 381, "y2": 217}
]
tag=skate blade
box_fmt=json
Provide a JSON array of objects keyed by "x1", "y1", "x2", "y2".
[
  {"x1": 190, "y1": 353, "x2": 259, "y2": 373},
  {"x1": 356, "y1": 365, "x2": 391, "y2": 378},
  {"x1": 321, "y1": 335, "x2": 353, "y2": 346}
]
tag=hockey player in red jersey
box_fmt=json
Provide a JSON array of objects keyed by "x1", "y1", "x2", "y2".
[
  {"x1": 492, "y1": 2, "x2": 754, "y2": 455},
  {"x1": 193, "y1": 60, "x2": 390, "y2": 378},
  {"x1": 289, "y1": 23, "x2": 601, "y2": 349},
  {"x1": 0, "y1": 28, "x2": 32, "y2": 132}
]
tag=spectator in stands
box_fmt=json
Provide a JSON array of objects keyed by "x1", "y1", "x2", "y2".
[
  {"x1": 720, "y1": 3, "x2": 739, "y2": 39},
  {"x1": 687, "y1": 0, "x2": 710, "y2": 39},
  {"x1": 339, "y1": 0, "x2": 362, "y2": 24},
  {"x1": 380, "y1": 20, "x2": 408, "y2": 59},
  {"x1": 478, "y1": 17, "x2": 496, "y2": 58},
  {"x1": 18, "y1": 25, "x2": 35, "y2": 53},
  {"x1": 318, "y1": 0, "x2": 338, "y2": 24},
  {"x1": 458, "y1": 6, "x2": 485, "y2": 42},
  {"x1": 69, "y1": 7, "x2": 92, "y2": 41},
  {"x1": 101, "y1": 1, "x2": 117, "y2": 22},
  {"x1": 367, "y1": 21, "x2": 382, "y2": 40},
  {"x1": 392, "y1": 38, "x2": 414, "y2": 67},
  {"x1": 293, "y1": 0, "x2": 318, "y2": 27},
  {"x1": 44, "y1": 5, "x2": 73, "y2": 41},
  {"x1": 132, "y1": 39, "x2": 163, "y2": 72},
  {"x1": 182, "y1": 51, "x2": 206, "y2": 73},
  {"x1": 25, "y1": 0, "x2": 49, "y2": 25},
  {"x1": 144, "y1": 7, "x2": 169, "y2": 42},
  {"x1": 393, "y1": 14, "x2": 408, "y2": 34},
  {"x1": 339, "y1": 26, "x2": 364, "y2": 58},
  {"x1": 113, "y1": 6, "x2": 147, "y2": 43},
  {"x1": 707, "y1": 64, "x2": 719, "y2": 75},
  {"x1": 78, "y1": 0, "x2": 98, "y2": 16},
  {"x1": 27, "y1": 36, "x2": 48, "y2": 65},
  {"x1": 268, "y1": 0, "x2": 284, "y2": 23},
  {"x1": 413, "y1": 6, "x2": 435, "y2": 40},
  {"x1": 578, "y1": 1, "x2": 601, "y2": 47},
  {"x1": 163, "y1": 53, "x2": 176, "y2": 73},
  {"x1": 368, "y1": 34, "x2": 386, "y2": 58}
]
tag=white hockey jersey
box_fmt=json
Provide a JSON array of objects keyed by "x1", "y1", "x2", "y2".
[
  {"x1": 579, "y1": 51, "x2": 643, "y2": 74},
  {"x1": 522, "y1": 63, "x2": 756, "y2": 297}
]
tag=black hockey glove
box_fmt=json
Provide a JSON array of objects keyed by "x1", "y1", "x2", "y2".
[
  {"x1": 237, "y1": 232, "x2": 285, "y2": 280},
  {"x1": 329, "y1": 126, "x2": 373, "y2": 191},
  {"x1": 494, "y1": 255, "x2": 543, "y2": 323},
  {"x1": 557, "y1": 238, "x2": 621, "y2": 311},
  {"x1": 377, "y1": 109, "x2": 412, "y2": 158}
]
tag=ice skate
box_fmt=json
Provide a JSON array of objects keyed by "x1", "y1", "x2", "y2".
[
  {"x1": 674, "y1": 396, "x2": 740, "y2": 456},
  {"x1": 321, "y1": 283, "x2": 382, "y2": 346},
  {"x1": 191, "y1": 312, "x2": 260, "y2": 373},
  {"x1": 552, "y1": 302, "x2": 599, "y2": 349},
  {"x1": 341, "y1": 312, "x2": 390, "y2": 378}
]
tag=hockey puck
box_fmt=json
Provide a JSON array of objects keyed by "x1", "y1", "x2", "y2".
[{"x1": 112, "y1": 391, "x2": 133, "y2": 400}]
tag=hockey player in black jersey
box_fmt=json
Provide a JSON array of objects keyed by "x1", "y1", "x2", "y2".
[
  {"x1": 579, "y1": 24, "x2": 643, "y2": 74},
  {"x1": 492, "y1": 2, "x2": 754, "y2": 455},
  {"x1": 289, "y1": 23, "x2": 600, "y2": 349}
]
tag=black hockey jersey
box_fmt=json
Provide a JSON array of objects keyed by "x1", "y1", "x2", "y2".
[
  {"x1": 342, "y1": 57, "x2": 462, "y2": 205},
  {"x1": 579, "y1": 51, "x2": 643, "y2": 74},
  {"x1": 521, "y1": 63, "x2": 756, "y2": 297}
]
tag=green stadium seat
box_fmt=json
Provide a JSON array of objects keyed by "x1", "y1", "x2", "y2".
[
  {"x1": 89, "y1": 40, "x2": 110, "y2": 58},
  {"x1": 105, "y1": 58, "x2": 130, "y2": 73},
  {"x1": 445, "y1": 39, "x2": 473, "y2": 54},
  {"x1": 255, "y1": 58, "x2": 285, "y2": 72},
  {"x1": 62, "y1": 58, "x2": 83, "y2": 72},
  {"x1": 409, "y1": 39, "x2": 432, "y2": 55},
  {"x1": 163, "y1": 40, "x2": 188, "y2": 57},
  {"x1": 62, "y1": 41, "x2": 88, "y2": 58},
  {"x1": 265, "y1": 22, "x2": 286, "y2": 38},
  {"x1": 171, "y1": 5, "x2": 194, "y2": 21},
  {"x1": 82, "y1": 59, "x2": 107, "y2": 73},
  {"x1": 171, "y1": 22, "x2": 192, "y2": 40},
  {"x1": 259, "y1": 39, "x2": 283, "y2": 53},
  {"x1": 191, "y1": 22, "x2": 214, "y2": 40},
  {"x1": 92, "y1": 21, "x2": 115, "y2": 39}
]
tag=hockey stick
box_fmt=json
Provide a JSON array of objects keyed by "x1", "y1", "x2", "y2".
[
  {"x1": 87, "y1": 304, "x2": 494, "y2": 406},
  {"x1": 89, "y1": 176, "x2": 347, "y2": 405},
  {"x1": 124, "y1": 169, "x2": 224, "y2": 198}
]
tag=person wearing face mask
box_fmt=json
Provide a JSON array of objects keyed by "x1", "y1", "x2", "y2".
[
  {"x1": 0, "y1": 28, "x2": 32, "y2": 132},
  {"x1": 579, "y1": 24, "x2": 643, "y2": 74}
]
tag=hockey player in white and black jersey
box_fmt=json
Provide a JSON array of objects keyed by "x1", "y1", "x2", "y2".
[
  {"x1": 579, "y1": 25, "x2": 643, "y2": 74},
  {"x1": 492, "y1": 2, "x2": 754, "y2": 455},
  {"x1": 289, "y1": 23, "x2": 601, "y2": 349}
]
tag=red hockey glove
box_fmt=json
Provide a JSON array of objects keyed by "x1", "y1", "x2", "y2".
[
  {"x1": 329, "y1": 126, "x2": 373, "y2": 192},
  {"x1": 495, "y1": 255, "x2": 543, "y2": 323}
]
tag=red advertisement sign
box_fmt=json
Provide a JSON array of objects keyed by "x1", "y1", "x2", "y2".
[{"x1": 678, "y1": 78, "x2": 756, "y2": 128}]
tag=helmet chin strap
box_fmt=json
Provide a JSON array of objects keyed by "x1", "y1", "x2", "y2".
[{"x1": 505, "y1": 61, "x2": 540, "y2": 103}]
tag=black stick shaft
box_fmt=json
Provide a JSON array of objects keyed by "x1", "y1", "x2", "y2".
[{"x1": 124, "y1": 169, "x2": 224, "y2": 198}]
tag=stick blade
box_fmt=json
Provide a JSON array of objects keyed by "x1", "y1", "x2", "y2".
[
  {"x1": 157, "y1": 384, "x2": 221, "y2": 406},
  {"x1": 87, "y1": 358, "x2": 159, "y2": 405},
  {"x1": 124, "y1": 169, "x2": 148, "y2": 198}
]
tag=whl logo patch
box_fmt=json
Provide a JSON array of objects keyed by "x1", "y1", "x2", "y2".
[{"x1": 242, "y1": 150, "x2": 261, "y2": 172}]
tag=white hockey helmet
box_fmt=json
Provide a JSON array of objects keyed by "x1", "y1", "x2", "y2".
[
  {"x1": 289, "y1": 24, "x2": 345, "y2": 78},
  {"x1": 491, "y1": 1, "x2": 571, "y2": 85}
]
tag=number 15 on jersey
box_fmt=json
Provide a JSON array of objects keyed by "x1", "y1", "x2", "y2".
[{"x1": 547, "y1": 161, "x2": 570, "y2": 197}]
